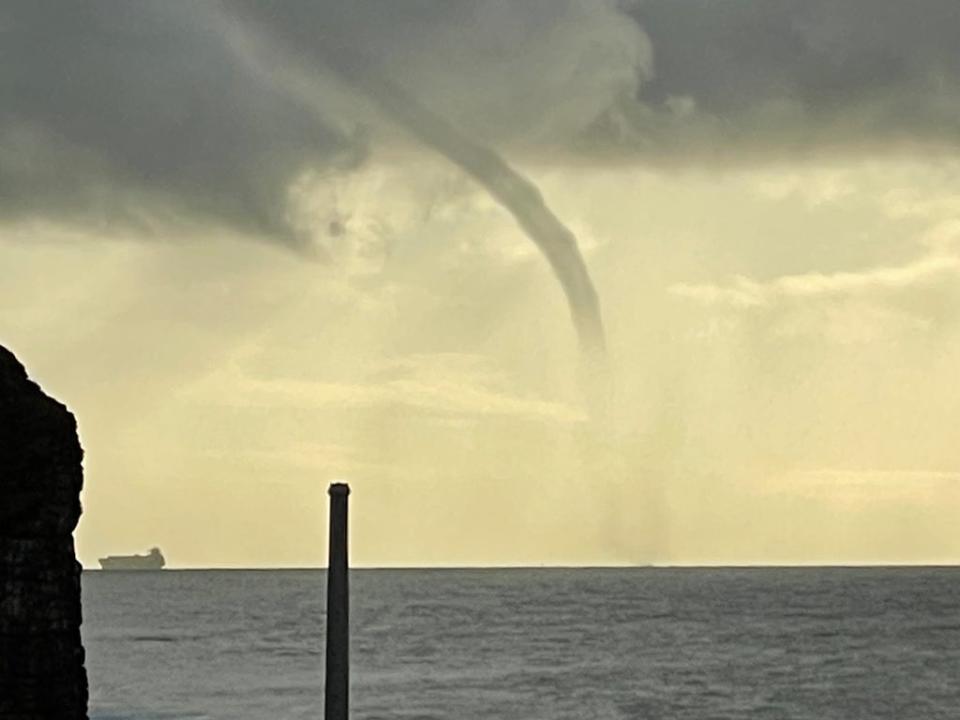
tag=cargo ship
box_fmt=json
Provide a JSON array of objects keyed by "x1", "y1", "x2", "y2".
[{"x1": 98, "y1": 547, "x2": 166, "y2": 571}]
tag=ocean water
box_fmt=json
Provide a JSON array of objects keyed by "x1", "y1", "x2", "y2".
[{"x1": 81, "y1": 568, "x2": 960, "y2": 719}]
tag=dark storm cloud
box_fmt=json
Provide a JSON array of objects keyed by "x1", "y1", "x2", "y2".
[
  {"x1": 229, "y1": 0, "x2": 646, "y2": 150},
  {"x1": 4, "y1": 0, "x2": 958, "y2": 245},
  {"x1": 0, "y1": 0, "x2": 642, "y2": 250},
  {"x1": 0, "y1": 2, "x2": 361, "y2": 248},
  {"x1": 586, "y1": 0, "x2": 960, "y2": 162}
]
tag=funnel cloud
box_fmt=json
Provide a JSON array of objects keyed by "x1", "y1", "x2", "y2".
[
  {"x1": 325, "y1": 66, "x2": 607, "y2": 357},
  {"x1": 224, "y1": 1, "x2": 617, "y2": 356}
]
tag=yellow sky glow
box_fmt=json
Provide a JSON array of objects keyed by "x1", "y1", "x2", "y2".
[{"x1": 3, "y1": 158, "x2": 960, "y2": 567}]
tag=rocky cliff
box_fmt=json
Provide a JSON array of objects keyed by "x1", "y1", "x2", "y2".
[{"x1": 0, "y1": 345, "x2": 88, "y2": 719}]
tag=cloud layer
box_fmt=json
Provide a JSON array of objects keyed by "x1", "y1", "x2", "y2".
[
  {"x1": 1, "y1": 1, "x2": 646, "y2": 247},
  {"x1": 0, "y1": 3, "x2": 364, "y2": 247},
  {"x1": 8, "y1": 0, "x2": 960, "y2": 246},
  {"x1": 596, "y1": 0, "x2": 960, "y2": 162}
]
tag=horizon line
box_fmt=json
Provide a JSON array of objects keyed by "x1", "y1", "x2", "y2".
[{"x1": 82, "y1": 562, "x2": 960, "y2": 571}]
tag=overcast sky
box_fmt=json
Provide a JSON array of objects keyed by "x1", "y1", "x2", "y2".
[{"x1": 3, "y1": 1, "x2": 960, "y2": 567}]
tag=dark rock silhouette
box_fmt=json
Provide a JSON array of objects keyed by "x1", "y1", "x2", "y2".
[{"x1": 0, "y1": 345, "x2": 88, "y2": 719}]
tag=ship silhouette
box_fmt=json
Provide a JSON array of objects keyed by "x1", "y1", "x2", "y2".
[{"x1": 98, "y1": 547, "x2": 165, "y2": 571}]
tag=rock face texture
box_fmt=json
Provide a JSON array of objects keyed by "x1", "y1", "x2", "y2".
[{"x1": 0, "y1": 345, "x2": 88, "y2": 719}]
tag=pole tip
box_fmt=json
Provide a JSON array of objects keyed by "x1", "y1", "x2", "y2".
[{"x1": 328, "y1": 482, "x2": 351, "y2": 496}]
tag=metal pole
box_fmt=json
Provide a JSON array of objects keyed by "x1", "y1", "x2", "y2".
[{"x1": 325, "y1": 482, "x2": 350, "y2": 720}]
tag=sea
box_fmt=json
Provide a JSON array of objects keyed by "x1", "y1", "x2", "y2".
[{"x1": 81, "y1": 567, "x2": 960, "y2": 720}]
